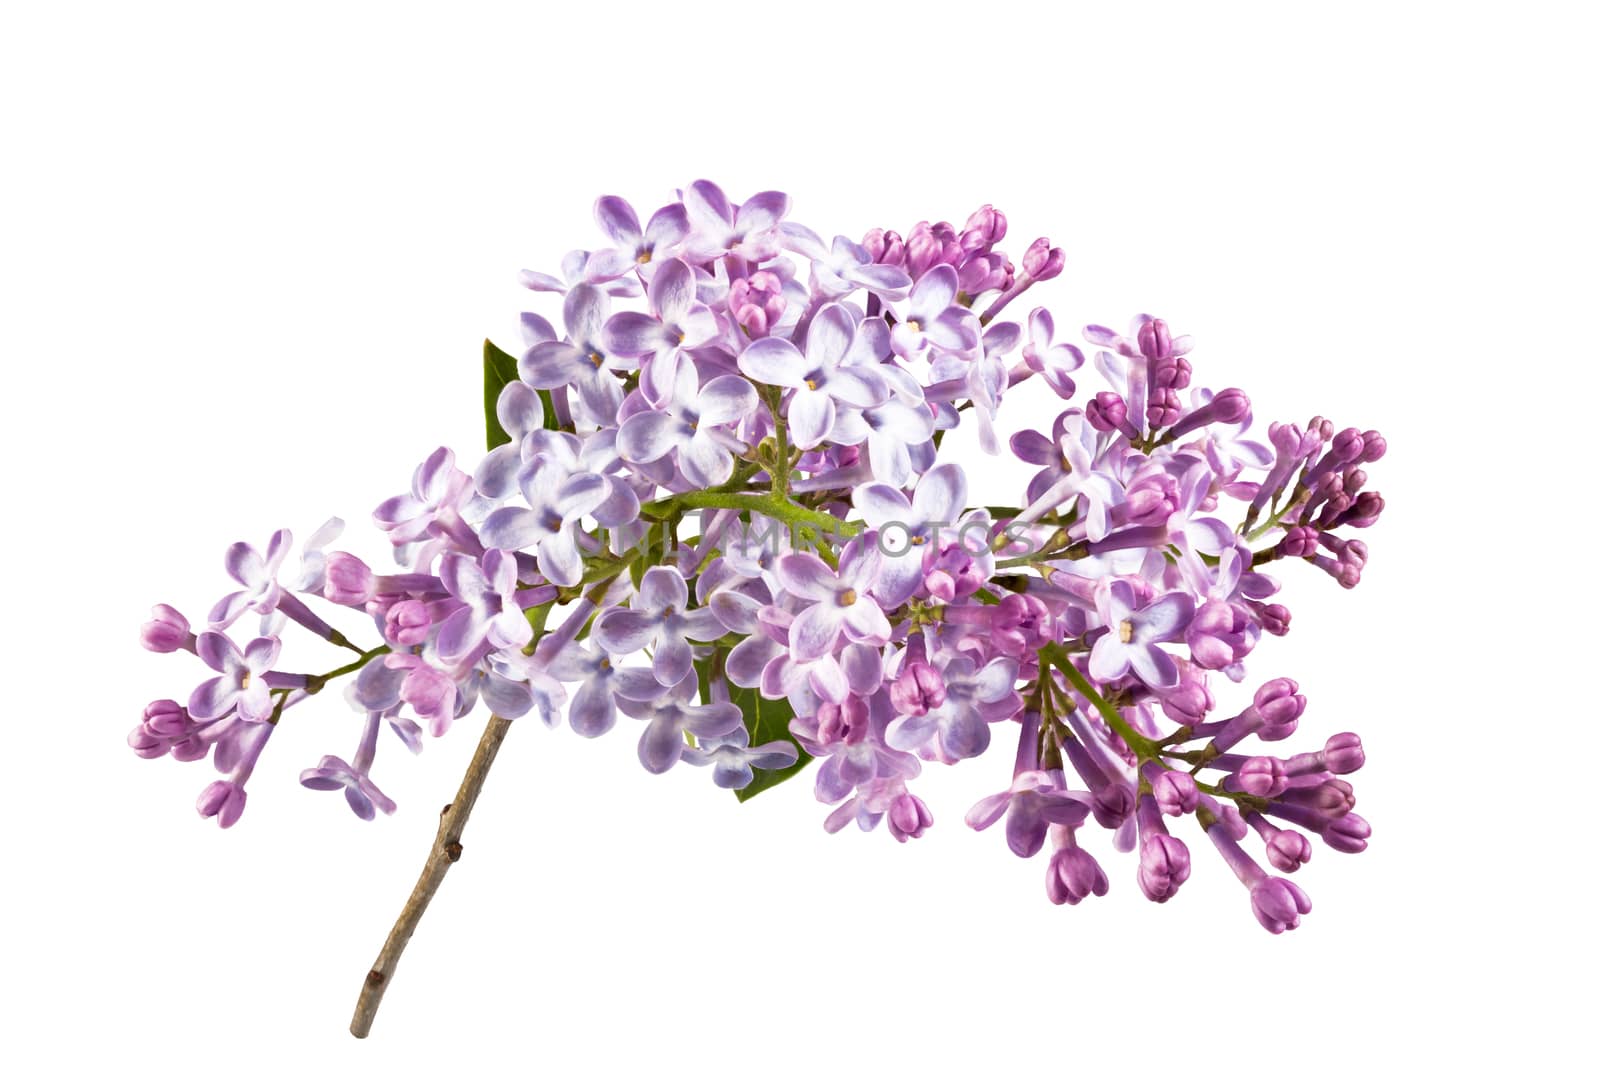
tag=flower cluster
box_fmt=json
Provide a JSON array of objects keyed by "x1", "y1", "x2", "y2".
[{"x1": 134, "y1": 181, "x2": 1386, "y2": 934}]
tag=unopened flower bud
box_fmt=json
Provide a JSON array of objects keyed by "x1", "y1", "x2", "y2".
[
  {"x1": 888, "y1": 792, "x2": 934, "y2": 842},
  {"x1": 1263, "y1": 827, "x2": 1313, "y2": 873},
  {"x1": 1137, "y1": 833, "x2": 1191, "y2": 903},
  {"x1": 1022, "y1": 238, "x2": 1065, "y2": 281},
  {"x1": 1250, "y1": 877, "x2": 1312, "y2": 933},
  {"x1": 1322, "y1": 812, "x2": 1371, "y2": 853},
  {"x1": 324, "y1": 551, "x2": 375, "y2": 607},
  {"x1": 140, "y1": 604, "x2": 191, "y2": 653},
  {"x1": 196, "y1": 781, "x2": 247, "y2": 828},
  {"x1": 1046, "y1": 845, "x2": 1109, "y2": 905},
  {"x1": 1151, "y1": 769, "x2": 1200, "y2": 816},
  {"x1": 889, "y1": 662, "x2": 945, "y2": 718},
  {"x1": 384, "y1": 599, "x2": 434, "y2": 647}
]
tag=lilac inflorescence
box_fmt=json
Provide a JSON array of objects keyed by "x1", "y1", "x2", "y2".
[{"x1": 132, "y1": 181, "x2": 1387, "y2": 933}]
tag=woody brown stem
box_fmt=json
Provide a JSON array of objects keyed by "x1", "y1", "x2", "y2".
[{"x1": 348, "y1": 712, "x2": 513, "y2": 1038}]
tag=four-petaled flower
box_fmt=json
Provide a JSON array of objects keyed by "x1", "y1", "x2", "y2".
[
  {"x1": 616, "y1": 367, "x2": 758, "y2": 486},
  {"x1": 1088, "y1": 580, "x2": 1196, "y2": 690},
  {"x1": 189, "y1": 632, "x2": 281, "y2": 723},
  {"x1": 739, "y1": 303, "x2": 888, "y2": 449},
  {"x1": 595, "y1": 566, "x2": 726, "y2": 685}
]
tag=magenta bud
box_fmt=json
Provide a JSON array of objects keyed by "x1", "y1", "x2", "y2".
[
  {"x1": 1330, "y1": 427, "x2": 1366, "y2": 464},
  {"x1": 1281, "y1": 526, "x2": 1319, "y2": 558},
  {"x1": 1210, "y1": 388, "x2": 1251, "y2": 424},
  {"x1": 1264, "y1": 828, "x2": 1313, "y2": 873},
  {"x1": 888, "y1": 793, "x2": 934, "y2": 843},
  {"x1": 1137, "y1": 834, "x2": 1191, "y2": 903},
  {"x1": 1343, "y1": 491, "x2": 1385, "y2": 528},
  {"x1": 1250, "y1": 877, "x2": 1312, "y2": 933},
  {"x1": 1269, "y1": 421, "x2": 1305, "y2": 455},
  {"x1": 862, "y1": 227, "x2": 904, "y2": 266},
  {"x1": 384, "y1": 600, "x2": 433, "y2": 647},
  {"x1": 1160, "y1": 678, "x2": 1212, "y2": 726},
  {"x1": 1231, "y1": 755, "x2": 1289, "y2": 797},
  {"x1": 140, "y1": 604, "x2": 191, "y2": 653},
  {"x1": 1091, "y1": 782, "x2": 1136, "y2": 829},
  {"x1": 196, "y1": 781, "x2": 247, "y2": 829},
  {"x1": 1086, "y1": 391, "x2": 1128, "y2": 433},
  {"x1": 1151, "y1": 769, "x2": 1200, "y2": 816},
  {"x1": 128, "y1": 725, "x2": 171, "y2": 759},
  {"x1": 1137, "y1": 318, "x2": 1173, "y2": 360},
  {"x1": 170, "y1": 735, "x2": 210, "y2": 762},
  {"x1": 1253, "y1": 678, "x2": 1306, "y2": 726},
  {"x1": 142, "y1": 698, "x2": 192, "y2": 738},
  {"x1": 1146, "y1": 386, "x2": 1183, "y2": 428},
  {"x1": 1022, "y1": 237, "x2": 1065, "y2": 281},
  {"x1": 1046, "y1": 846, "x2": 1109, "y2": 905},
  {"x1": 1255, "y1": 602, "x2": 1292, "y2": 636},
  {"x1": 889, "y1": 662, "x2": 946, "y2": 718},
  {"x1": 1361, "y1": 430, "x2": 1387, "y2": 463},
  {"x1": 323, "y1": 551, "x2": 375, "y2": 607},
  {"x1": 1322, "y1": 812, "x2": 1371, "y2": 853},
  {"x1": 1322, "y1": 732, "x2": 1365, "y2": 774},
  {"x1": 961, "y1": 204, "x2": 1007, "y2": 247}
]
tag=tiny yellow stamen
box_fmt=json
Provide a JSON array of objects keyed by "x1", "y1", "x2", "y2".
[
  {"x1": 839, "y1": 590, "x2": 858, "y2": 607},
  {"x1": 1118, "y1": 620, "x2": 1134, "y2": 643},
  {"x1": 637, "y1": 250, "x2": 653, "y2": 265},
  {"x1": 589, "y1": 351, "x2": 604, "y2": 368}
]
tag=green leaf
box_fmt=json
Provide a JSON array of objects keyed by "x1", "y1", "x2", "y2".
[
  {"x1": 696, "y1": 657, "x2": 811, "y2": 802},
  {"x1": 482, "y1": 339, "x2": 519, "y2": 451}
]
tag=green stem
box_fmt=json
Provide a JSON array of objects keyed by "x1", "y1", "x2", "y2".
[
  {"x1": 660, "y1": 491, "x2": 861, "y2": 538},
  {"x1": 1038, "y1": 644, "x2": 1156, "y2": 761}
]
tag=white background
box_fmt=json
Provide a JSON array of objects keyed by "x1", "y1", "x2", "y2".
[{"x1": 3, "y1": 2, "x2": 1594, "y2": 1064}]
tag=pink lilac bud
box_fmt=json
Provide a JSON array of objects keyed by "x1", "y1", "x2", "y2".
[
  {"x1": 817, "y1": 694, "x2": 870, "y2": 747},
  {"x1": 1322, "y1": 732, "x2": 1366, "y2": 774},
  {"x1": 961, "y1": 204, "x2": 1007, "y2": 249},
  {"x1": 1340, "y1": 491, "x2": 1385, "y2": 528},
  {"x1": 1086, "y1": 391, "x2": 1129, "y2": 434},
  {"x1": 728, "y1": 270, "x2": 786, "y2": 339},
  {"x1": 889, "y1": 662, "x2": 945, "y2": 718},
  {"x1": 862, "y1": 227, "x2": 905, "y2": 266},
  {"x1": 140, "y1": 604, "x2": 192, "y2": 653},
  {"x1": 1279, "y1": 779, "x2": 1355, "y2": 820},
  {"x1": 923, "y1": 544, "x2": 984, "y2": 603},
  {"x1": 957, "y1": 252, "x2": 1013, "y2": 295},
  {"x1": 1322, "y1": 813, "x2": 1372, "y2": 853},
  {"x1": 1255, "y1": 678, "x2": 1306, "y2": 727},
  {"x1": 1150, "y1": 768, "x2": 1200, "y2": 816},
  {"x1": 1227, "y1": 755, "x2": 1289, "y2": 797},
  {"x1": 1160, "y1": 664, "x2": 1214, "y2": 726},
  {"x1": 887, "y1": 792, "x2": 935, "y2": 842},
  {"x1": 1281, "y1": 526, "x2": 1319, "y2": 558},
  {"x1": 905, "y1": 220, "x2": 963, "y2": 278},
  {"x1": 1091, "y1": 782, "x2": 1136, "y2": 830},
  {"x1": 1120, "y1": 470, "x2": 1184, "y2": 531},
  {"x1": 1137, "y1": 318, "x2": 1174, "y2": 360},
  {"x1": 1252, "y1": 601, "x2": 1292, "y2": 636},
  {"x1": 1021, "y1": 238, "x2": 1065, "y2": 281},
  {"x1": 1251, "y1": 877, "x2": 1313, "y2": 934},
  {"x1": 1138, "y1": 834, "x2": 1191, "y2": 903},
  {"x1": 1146, "y1": 387, "x2": 1183, "y2": 429},
  {"x1": 1046, "y1": 832, "x2": 1110, "y2": 905},
  {"x1": 1136, "y1": 795, "x2": 1190, "y2": 902},
  {"x1": 385, "y1": 599, "x2": 435, "y2": 646},
  {"x1": 1166, "y1": 387, "x2": 1250, "y2": 438},
  {"x1": 1361, "y1": 430, "x2": 1387, "y2": 462},
  {"x1": 1253, "y1": 816, "x2": 1314, "y2": 873},
  {"x1": 142, "y1": 699, "x2": 193, "y2": 738},
  {"x1": 129, "y1": 725, "x2": 171, "y2": 759},
  {"x1": 991, "y1": 594, "x2": 1055, "y2": 657},
  {"x1": 323, "y1": 551, "x2": 376, "y2": 607},
  {"x1": 1186, "y1": 599, "x2": 1256, "y2": 669},
  {"x1": 196, "y1": 780, "x2": 248, "y2": 829},
  {"x1": 396, "y1": 661, "x2": 457, "y2": 736}
]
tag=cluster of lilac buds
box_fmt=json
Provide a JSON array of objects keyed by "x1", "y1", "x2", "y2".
[{"x1": 134, "y1": 181, "x2": 1386, "y2": 937}]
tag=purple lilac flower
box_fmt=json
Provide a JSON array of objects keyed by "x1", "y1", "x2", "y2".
[
  {"x1": 133, "y1": 182, "x2": 1388, "y2": 947},
  {"x1": 738, "y1": 303, "x2": 888, "y2": 449}
]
